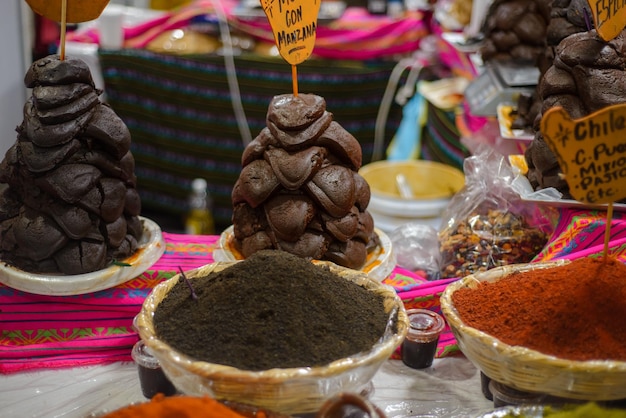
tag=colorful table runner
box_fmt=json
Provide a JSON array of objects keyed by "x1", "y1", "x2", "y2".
[
  {"x1": 0, "y1": 233, "x2": 207, "y2": 374},
  {"x1": 535, "y1": 208, "x2": 626, "y2": 262},
  {"x1": 0, "y1": 233, "x2": 441, "y2": 374},
  {"x1": 2, "y1": 208, "x2": 625, "y2": 374}
]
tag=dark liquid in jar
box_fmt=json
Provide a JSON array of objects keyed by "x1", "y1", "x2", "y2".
[
  {"x1": 401, "y1": 338, "x2": 438, "y2": 369},
  {"x1": 137, "y1": 364, "x2": 177, "y2": 398}
]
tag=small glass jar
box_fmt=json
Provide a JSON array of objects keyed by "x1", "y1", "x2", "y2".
[
  {"x1": 401, "y1": 309, "x2": 445, "y2": 369},
  {"x1": 131, "y1": 340, "x2": 177, "y2": 398}
]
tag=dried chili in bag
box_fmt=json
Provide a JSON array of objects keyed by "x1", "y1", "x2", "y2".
[{"x1": 438, "y1": 146, "x2": 555, "y2": 279}]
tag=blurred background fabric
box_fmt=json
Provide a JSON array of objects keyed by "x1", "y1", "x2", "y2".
[{"x1": 100, "y1": 50, "x2": 405, "y2": 231}]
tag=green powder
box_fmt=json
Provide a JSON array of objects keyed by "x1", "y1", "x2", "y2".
[
  {"x1": 501, "y1": 403, "x2": 626, "y2": 417},
  {"x1": 545, "y1": 403, "x2": 626, "y2": 417},
  {"x1": 153, "y1": 250, "x2": 395, "y2": 371}
]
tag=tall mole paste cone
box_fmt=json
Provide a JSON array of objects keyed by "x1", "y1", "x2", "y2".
[
  {"x1": 0, "y1": 55, "x2": 143, "y2": 275},
  {"x1": 231, "y1": 94, "x2": 379, "y2": 270}
]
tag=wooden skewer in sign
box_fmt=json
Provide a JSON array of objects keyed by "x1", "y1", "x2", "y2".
[
  {"x1": 24, "y1": 0, "x2": 110, "y2": 60},
  {"x1": 60, "y1": 0, "x2": 67, "y2": 60},
  {"x1": 540, "y1": 103, "x2": 626, "y2": 261},
  {"x1": 260, "y1": 0, "x2": 322, "y2": 97}
]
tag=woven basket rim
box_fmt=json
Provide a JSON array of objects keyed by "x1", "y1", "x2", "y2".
[
  {"x1": 136, "y1": 260, "x2": 408, "y2": 381},
  {"x1": 440, "y1": 261, "x2": 626, "y2": 399}
]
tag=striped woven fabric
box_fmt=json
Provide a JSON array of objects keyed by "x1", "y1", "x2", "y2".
[
  {"x1": 0, "y1": 232, "x2": 452, "y2": 374},
  {"x1": 229, "y1": 8, "x2": 429, "y2": 61},
  {"x1": 99, "y1": 50, "x2": 404, "y2": 231},
  {"x1": 421, "y1": 101, "x2": 470, "y2": 170},
  {"x1": 535, "y1": 208, "x2": 626, "y2": 263}
]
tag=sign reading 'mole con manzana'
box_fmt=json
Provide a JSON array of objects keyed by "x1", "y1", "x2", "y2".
[{"x1": 260, "y1": 0, "x2": 321, "y2": 65}]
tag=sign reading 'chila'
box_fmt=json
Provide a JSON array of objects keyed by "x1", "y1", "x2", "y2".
[
  {"x1": 540, "y1": 104, "x2": 626, "y2": 204},
  {"x1": 261, "y1": 0, "x2": 321, "y2": 65}
]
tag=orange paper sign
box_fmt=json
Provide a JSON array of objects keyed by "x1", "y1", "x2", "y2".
[
  {"x1": 25, "y1": 0, "x2": 110, "y2": 23},
  {"x1": 260, "y1": 0, "x2": 321, "y2": 65},
  {"x1": 587, "y1": 0, "x2": 626, "y2": 41},
  {"x1": 540, "y1": 105, "x2": 626, "y2": 204}
]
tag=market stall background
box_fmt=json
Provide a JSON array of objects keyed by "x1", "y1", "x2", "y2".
[
  {"x1": 3, "y1": 0, "x2": 626, "y2": 416},
  {"x1": 58, "y1": 0, "x2": 474, "y2": 232},
  {"x1": 99, "y1": 51, "x2": 407, "y2": 231}
]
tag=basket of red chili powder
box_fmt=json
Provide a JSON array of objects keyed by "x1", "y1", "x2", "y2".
[{"x1": 440, "y1": 256, "x2": 626, "y2": 401}]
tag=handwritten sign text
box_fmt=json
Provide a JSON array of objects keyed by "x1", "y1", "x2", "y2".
[
  {"x1": 260, "y1": 0, "x2": 321, "y2": 65},
  {"x1": 541, "y1": 104, "x2": 626, "y2": 204},
  {"x1": 587, "y1": 0, "x2": 626, "y2": 41}
]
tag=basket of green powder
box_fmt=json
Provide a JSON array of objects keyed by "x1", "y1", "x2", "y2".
[{"x1": 135, "y1": 250, "x2": 408, "y2": 416}]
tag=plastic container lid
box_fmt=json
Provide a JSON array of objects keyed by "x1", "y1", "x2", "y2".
[
  {"x1": 191, "y1": 178, "x2": 208, "y2": 192},
  {"x1": 405, "y1": 308, "x2": 445, "y2": 342},
  {"x1": 131, "y1": 340, "x2": 160, "y2": 369}
]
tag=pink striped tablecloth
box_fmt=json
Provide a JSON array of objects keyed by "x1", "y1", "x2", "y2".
[
  {"x1": 0, "y1": 232, "x2": 449, "y2": 374},
  {"x1": 1, "y1": 207, "x2": 625, "y2": 374},
  {"x1": 0, "y1": 233, "x2": 215, "y2": 374}
]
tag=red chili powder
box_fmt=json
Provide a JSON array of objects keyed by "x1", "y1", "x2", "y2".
[{"x1": 451, "y1": 257, "x2": 626, "y2": 361}]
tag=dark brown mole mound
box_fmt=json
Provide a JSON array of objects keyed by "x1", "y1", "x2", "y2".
[
  {"x1": 153, "y1": 250, "x2": 395, "y2": 371},
  {"x1": 231, "y1": 93, "x2": 378, "y2": 270},
  {"x1": 0, "y1": 54, "x2": 143, "y2": 274}
]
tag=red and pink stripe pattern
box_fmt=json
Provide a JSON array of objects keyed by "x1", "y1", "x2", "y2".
[{"x1": 2, "y1": 209, "x2": 625, "y2": 374}]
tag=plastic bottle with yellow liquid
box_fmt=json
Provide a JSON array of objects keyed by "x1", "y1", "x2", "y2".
[{"x1": 185, "y1": 178, "x2": 215, "y2": 235}]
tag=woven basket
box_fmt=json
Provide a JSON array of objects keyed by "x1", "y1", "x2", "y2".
[
  {"x1": 135, "y1": 260, "x2": 408, "y2": 415},
  {"x1": 440, "y1": 261, "x2": 626, "y2": 401}
]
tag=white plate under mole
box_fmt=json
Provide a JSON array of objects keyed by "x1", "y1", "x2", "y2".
[
  {"x1": 0, "y1": 217, "x2": 165, "y2": 296},
  {"x1": 214, "y1": 225, "x2": 396, "y2": 282}
]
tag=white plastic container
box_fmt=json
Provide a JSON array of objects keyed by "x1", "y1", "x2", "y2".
[{"x1": 359, "y1": 160, "x2": 465, "y2": 232}]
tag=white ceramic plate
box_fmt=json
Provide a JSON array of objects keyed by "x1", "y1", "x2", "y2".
[
  {"x1": 0, "y1": 217, "x2": 165, "y2": 296},
  {"x1": 476, "y1": 405, "x2": 546, "y2": 418},
  {"x1": 509, "y1": 167, "x2": 626, "y2": 213},
  {"x1": 214, "y1": 226, "x2": 396, "y2": 282},
  {"x1": 521, "y1": 196, "x2": 626, "y2": 212}
]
